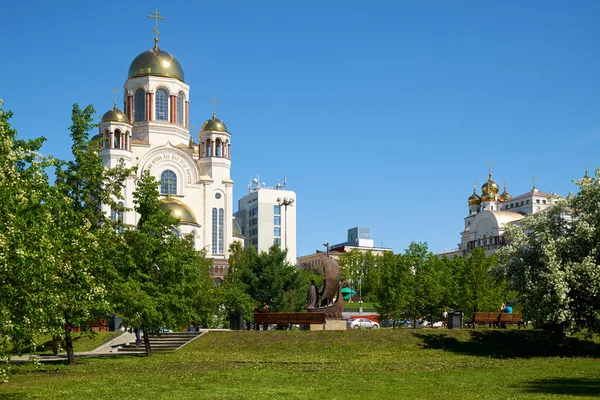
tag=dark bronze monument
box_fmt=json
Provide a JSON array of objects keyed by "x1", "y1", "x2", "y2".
[{"x1": 305, "y1": 253, "x2": 346, "y2": 320}]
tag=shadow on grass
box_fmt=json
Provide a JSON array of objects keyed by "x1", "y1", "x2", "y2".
[
  {"x1": 415, "y1": 330, "x2": 600, "y2": 358},
  {"x1": 520, "y1": 378, "x2": 600, "y2": 397}
]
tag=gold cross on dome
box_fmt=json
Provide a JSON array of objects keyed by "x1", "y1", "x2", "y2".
[
  {"x1": 147, "y1": 10, "x2": 166, "y2": 42},
  {"x1": 209, "y1": 98, "x2": 219, "y2": 115},
  {"x1": 473, "y1": 180, "x2": 477, "y2": 190},
  {"x1": 110, "y1": 88, "x2": 118, "y2": 107},
  {"x1": 487, "y1": 161, "x2": 493, "y2": 175}
]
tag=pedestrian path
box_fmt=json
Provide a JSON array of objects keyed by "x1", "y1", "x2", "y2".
[{"x1": 1, "y1": 329, "x2": 225, "y2": 363}]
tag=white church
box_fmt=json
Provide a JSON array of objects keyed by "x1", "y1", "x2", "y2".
[
  {"x1": 440, "y1": 169, "x2": 564, "y2": 258},
  {"x1": 98, "y1": 19, "x2": 243, "y2": 261}
]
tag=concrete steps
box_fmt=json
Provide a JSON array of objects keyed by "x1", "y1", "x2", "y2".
[{"x1": 118, "y1": 331, "x2": 203, "y2": 353}]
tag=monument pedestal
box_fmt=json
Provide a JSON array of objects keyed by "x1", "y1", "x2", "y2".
[{"x1": 309, "y1": 320, "x2": 347, "y2": 331}]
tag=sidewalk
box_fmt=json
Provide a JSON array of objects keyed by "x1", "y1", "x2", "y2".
[{"x1": 2, "y1": 330, "x2": 221, "y2": 363}]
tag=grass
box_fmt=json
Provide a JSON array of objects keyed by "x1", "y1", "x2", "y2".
[
  {"x1": 343, "y1": 301, "x2": 377, "y2": 312},
  {"x1": 9, "y1": 331, "x2": 123, "y2": 355},
  {"x1": 2, "y1": 329, "x2": 600, "y2": 399}
]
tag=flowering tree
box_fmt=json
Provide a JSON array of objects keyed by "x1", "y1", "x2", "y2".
[
  {"x1": 0, "y1": 101, "x2": 60, "y2": 362},
  {"x1": 499, "y1": 175, "x2": 600, "y2": 336}
]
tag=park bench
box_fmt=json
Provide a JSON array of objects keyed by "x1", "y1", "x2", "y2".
[
  {"x1": 254, "y1": 312, "x2": 326, "y2": 330},
  {"x1": 498, "y1": 313, "x2": 525, "y2": 328},
  {"x1": 467, "y1": 312, "x2": 500, "y2": 328}
]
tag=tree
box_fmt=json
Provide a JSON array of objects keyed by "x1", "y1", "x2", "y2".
[
  {"x1": 114, "y1": 170, "x2": 214, "y2": 356},
  {"x1": 499, "y1": 174, "x2": 600, "y2": 336},
  {"x1": 50, "y1": 104, "x2": 131, "y2": 364},
  {"x1": 373, "y1": 252, "x2": 413, "y2": 328},
  {"x1": 0, "y1": 101, "x2": 60, "y2": 359},
  {"x1": 454, "y1": 248, "x2": 504, "y2": 319}
]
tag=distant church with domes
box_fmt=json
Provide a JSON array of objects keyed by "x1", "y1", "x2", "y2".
[
  {"x1": 440, "y1": 168, "x2": 560, "y2": 258},
  {"x1": 98, "y1": 14, "x2": 243, "y2": 261}
]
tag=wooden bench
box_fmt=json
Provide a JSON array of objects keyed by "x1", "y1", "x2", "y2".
[
  {"x1": 254, "y1": 312, "x2": 326, "y2": 330},
  {"x1": 498, "y1": 313, "x2": 525, "y2": 328},
  {"x1": 467, "y1": 312, "x2": 500, "y2": 328}
]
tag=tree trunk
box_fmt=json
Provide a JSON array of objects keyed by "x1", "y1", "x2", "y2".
[
  {"x1": 143, "y1": 326, "x2": 152, "y2": 357},
  {"x1": 64, "y1": 324, "x2": 74, "y2": 365}
]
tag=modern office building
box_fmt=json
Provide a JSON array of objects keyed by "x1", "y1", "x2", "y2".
[{"x1": 235, "y1": 178, "x2": 297, "y2": 265}]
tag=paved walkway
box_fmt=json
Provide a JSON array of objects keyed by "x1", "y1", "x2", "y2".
[{"x1": 2, "y1": 330, "x2": 223, "y2": 363}]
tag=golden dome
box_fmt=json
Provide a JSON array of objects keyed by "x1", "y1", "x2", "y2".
[
  {"x1": 481, "y1": 191, "x2": 496, "y2": 202},
  {"x1": 201, "y1": 113, "x2": 229, "y2": 133},
  {"x1": 159, "y1": 198, "x2": 197, "y2": 224},
  {"x1": 498, "y1": 182, "x2": 512, "y2": 202},
  {"x1": 481, "y1": 174, "x2": 499, "y2": 195},
  {"x1": 468, "y1": 187, "x2": 481, "y2": 205},
  {"x1": 101, "y1": 106, "x2": 130, "y2": 123},
  {"x1": 128, "y1": 43, "x2": 184, "y2": 82}
]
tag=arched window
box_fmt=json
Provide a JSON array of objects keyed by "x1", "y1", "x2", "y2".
[
  {"x1": 177, "y1": 92, "x2": 184, "y2": 125},
  {"x1": 114, "y1": 130, "x2": 121, "y2": 149},
  {"x1": 104, "y1": 129, "x2": 110, "y2": 149},
  {"x1": 160, "y1": 170, "x2": 177, "y2": 195},
  {"x1": 212, "y1": 208, "x2": 218, "y2": 254},
  {"x1": 155, "y1": 88, "x2": 169, "y2": 121},
  {"x1": 206, "y1": 140, "x2": 212, "y2": 157},
  {"x1": 215, "y1": 139, "x2": 222, "y2": 157},
  {"x1": 134, "y1": 88, "x2": 145, "y2": 121}
]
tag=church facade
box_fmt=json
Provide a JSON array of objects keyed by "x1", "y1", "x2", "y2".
[
  {"x1": 97, "y1": 34, "x2": 243, "y2": 260},
  {"x1": 440, "y1": 172, "x2": 560, "y2": 258}
]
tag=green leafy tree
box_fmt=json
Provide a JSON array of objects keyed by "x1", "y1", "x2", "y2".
[
  {"x1": 499, "y1": 173, "x2": 600, "y2": 336},
  {"x1": 374, "y1": 252, "x2": 413, "y2": 327},
  {"x1": 218, "y1": 242, "x2": 257, "y2": 327},
  {"x1": 456, "y1": 248, "x2": 504, "y2": 319},
  {"x1": 50, "y1": 104, "x2": 131, "y2": 364},
  {"x1": 114, "y1": 170, "x2": 214, "y2": 355},
  {"x1": 403, "y1": 242, "x2": 445, "y2": 328}
]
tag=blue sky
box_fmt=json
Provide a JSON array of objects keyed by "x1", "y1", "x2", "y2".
[{"x1": 2, "y1": 1, "x2": 599, "y2": 257}]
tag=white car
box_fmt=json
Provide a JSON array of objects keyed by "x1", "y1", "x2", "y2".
[{"x1": 350, "y1": 318, "x2": 380, "y2": 329}]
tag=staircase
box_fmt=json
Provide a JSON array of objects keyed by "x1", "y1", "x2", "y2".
[{"x1": 118, "y1": 331, "x2": 204, "y2": 353}]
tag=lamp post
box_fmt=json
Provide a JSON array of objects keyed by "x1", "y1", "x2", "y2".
[{"x1": 276, "y1": 197, "x2": 294, "y2": 251}]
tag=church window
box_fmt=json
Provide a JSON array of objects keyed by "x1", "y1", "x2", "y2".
[
  {"x1": 218, "y1": 208, "x2": 224, "y2": 254},
  {"x1": 215, "y1": 139, "x2": 222, "y2": 157},
  {"x1": 160, "y1": 170, "x2": 177, "y2": 195},
  {"x1": 536, "y1": 199, "x2": 540, "y2": 204},
  {"x1": 274, "y1": 238, "x2": 281, "y2": 246},
  {"x1": 215, "y1": 193, "x2": 222, "y2": 199},
  {"x1": 177, "y1": 92, "x2": 185, "y2": 125},
  {"x1": 114, "y1": 130, "x2": 121, "y2": 149},
  {"x1": 274, "y1": 205, "x2": 281, "y2": 215},
  {"x1": 212, "y1": 208, "x2": 219, "y2": 254},
  {"x1": 171, "y1": 229, "x2": 180, "y2": 238},
  {"x1": 274, "y1": 227, "x2": 281, "y2": 237},
  {"x1": 155, "y1": 88, "x2": 169, "y2": 121},
  {"x1": 206, "y1": 141, "x2": 212, "y2": 157},
  {"x1": 274, "y1": 216, "x2": 281, "y2": 225},
  {"x1": 542, "y1": 199, "x2": 546, "y2": 204},
  {"x1": 134, "y1": 88, "x2": 145, "y2": 121}
]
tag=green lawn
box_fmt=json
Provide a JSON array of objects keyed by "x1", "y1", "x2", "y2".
[
  {"x1": 2, "y1": 329, "x2": 600, "y2": 399},
  {"x1": 343, "y1": 301, "x2": 377, "y2": 312}
]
